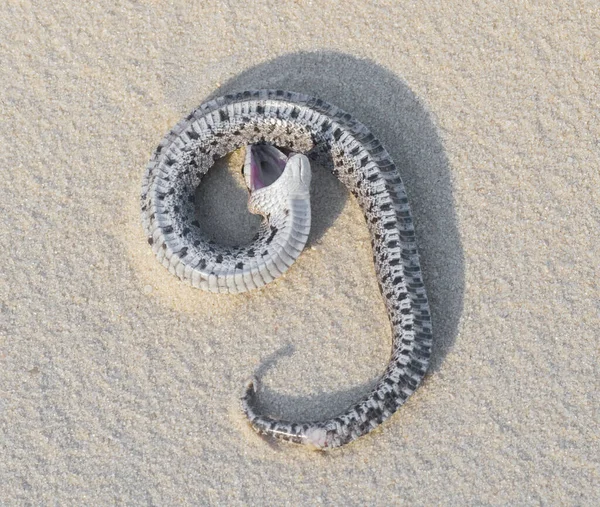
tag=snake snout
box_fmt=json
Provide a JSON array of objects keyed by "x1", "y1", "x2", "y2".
[{"x1": 288, "y1": 153, "x2": 312, "y2": 189}]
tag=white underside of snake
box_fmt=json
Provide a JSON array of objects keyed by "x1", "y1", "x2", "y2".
[{"x1": 141, "y1": 90, "x2": 432, "y2": 450}]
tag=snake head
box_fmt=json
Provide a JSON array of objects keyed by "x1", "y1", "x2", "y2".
[{"x1": 244, "y1": 144, "x2": 311, "y2": 215}]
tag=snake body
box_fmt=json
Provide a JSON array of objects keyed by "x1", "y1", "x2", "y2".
[{"x1": 141, "y1": 90, "x2": 432, "y2": 449}]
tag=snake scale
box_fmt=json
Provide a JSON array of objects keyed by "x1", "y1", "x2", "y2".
[{"x1": 141, "y1": 89, "x2": 432, "y2": 450}]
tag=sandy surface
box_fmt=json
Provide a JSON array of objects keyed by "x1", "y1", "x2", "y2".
[{"x1": 1, "y1": 0, "x2": 599, "y2": 504}]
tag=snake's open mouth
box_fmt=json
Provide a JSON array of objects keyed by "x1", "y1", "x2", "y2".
[{"x1": 245, "y1": 144, "x2": 289, "y2": 191}]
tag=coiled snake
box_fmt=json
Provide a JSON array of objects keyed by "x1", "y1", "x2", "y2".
[{"x1": 141, "y1": 90, "x2": 432, "y2": 450}]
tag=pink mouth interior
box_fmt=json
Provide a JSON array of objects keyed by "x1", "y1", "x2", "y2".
[{"x1": 248, "y1": 145, "x2": 289, "y2": 190}]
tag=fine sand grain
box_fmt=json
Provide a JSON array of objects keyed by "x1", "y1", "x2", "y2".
[{"x1": 1, "y1": 1, "x2": 598, "y2": 504}]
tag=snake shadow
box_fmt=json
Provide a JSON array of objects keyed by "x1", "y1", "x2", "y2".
[
  {"x1": 246, "y1": 344, "x2": 387, "y2": 423},
  {"x1": 203, "y1": 52, "x2": 463, "y2": 404}
]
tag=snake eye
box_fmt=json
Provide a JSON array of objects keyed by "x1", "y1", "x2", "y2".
[{"x1": 244, "y1": 144, "x2": 289, "y2": 191}]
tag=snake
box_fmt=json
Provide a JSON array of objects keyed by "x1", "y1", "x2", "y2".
[{"x1": 141, "y1": 89, "x2": 432, "y2": 450}]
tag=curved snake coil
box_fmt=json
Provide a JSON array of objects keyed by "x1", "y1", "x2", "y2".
[{"x1": 141, "y1": 89, "x2": 432, "y2": 450}]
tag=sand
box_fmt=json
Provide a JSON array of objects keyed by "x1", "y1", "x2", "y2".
[{"x1": 1, "y1": 0, "x2": 598, "y2": 504}]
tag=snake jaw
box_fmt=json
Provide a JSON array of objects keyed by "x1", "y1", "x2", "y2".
[{"x1": 244, "y1": 144, "x2": 289, "y2": 191}]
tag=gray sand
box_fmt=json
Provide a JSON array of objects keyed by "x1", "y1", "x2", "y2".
[{"x1": 1, "y1": 1, "x2": 599, "y2": 504}]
